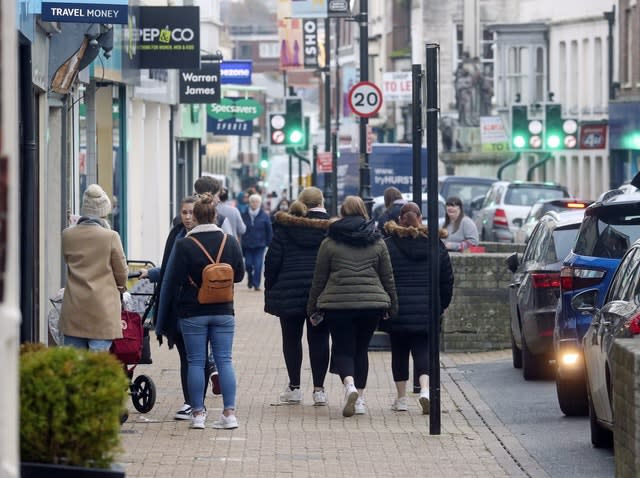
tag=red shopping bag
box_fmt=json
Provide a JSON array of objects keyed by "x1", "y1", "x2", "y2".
[{"x1": 110, "y1": 310, "x2": 143, "y2": 365}]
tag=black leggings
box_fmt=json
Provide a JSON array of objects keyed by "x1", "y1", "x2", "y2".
[
  {"x1": 389, "y1": 331, "x2": 429, "y2": 382},
  {"x1": 174, "y1": 333, "x2": 212, "y2": 405},
  {"x1": 279, "y1": 315, "x2": 330, "y2": 388},
  {"x1": 325, "y1": 310, "x2": 382, "y2": 389}
]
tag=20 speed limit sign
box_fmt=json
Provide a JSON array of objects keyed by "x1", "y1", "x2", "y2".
[{"x1": 348, "y1": 81, "x2": 383, "y2": 118}]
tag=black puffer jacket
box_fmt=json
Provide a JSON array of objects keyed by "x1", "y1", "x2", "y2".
[
  {"x1": 264, "y1": 210, "x2": 331, "y2": 317},
  {"x1": 376, "y1": 201, "x2": 406, "y2": 236},
  {"x1": 381, "y1": 221, "x2": 454, "y2": 334}
]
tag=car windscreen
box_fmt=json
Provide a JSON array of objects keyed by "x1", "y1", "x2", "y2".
[
  {"x1": 552, "y1": 227, "x2": 580, "y2": 263},
  {"x1": 574, "y1": 212, "x2": 640, "y2": 258},
  {"x1": 504, "y1": 186, "x2": 567, "y2": 206},
  {"x1": 444, "y1": 183, "x2": 493, "y2": 205}
]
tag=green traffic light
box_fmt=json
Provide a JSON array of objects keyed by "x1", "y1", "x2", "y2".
[
  {"x1": 289, "y1": 129, "x2": 303, "y2": 144},
  {"x1": 259, "y1": 159, "x2": 270, "y2": 169},
  {"x1": 547, "y1": 134, "x2": 561, "y2": 149},
  {"x1": 623, "y1": 133, "x2": 640, "y2": 150},
  {"x1": 513, "y1": 135, "x2": 526, "y2": 149}
]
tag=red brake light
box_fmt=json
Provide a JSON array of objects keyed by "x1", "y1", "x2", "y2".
[
  {"x1": 560, "y1": 266, "x2": 606, "y2": 291},
  {"x1": 629, "y1": 314, "x2": 640, "y2": 335},
  {"x1": 493, "y1": 208, "x2": 508, "y2": 228},
  {"x1": 531, "y1": 272, "x2": 561, "y2": 289}
]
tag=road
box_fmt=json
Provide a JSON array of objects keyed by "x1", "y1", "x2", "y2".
[{"x1": 457, "y1": 358, "x2": 615, "y2": 478}]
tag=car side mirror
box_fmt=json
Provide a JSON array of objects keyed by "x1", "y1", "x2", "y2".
[
  {"x1": 505, "y1": 252, "x2": 519, "y2": 273},
  {"x1": 570, "y1": 289, "x2": 598, "y2": 313},
  {"x1": 470, "y1": 196, "x2": 484, "y2": 210},
  {"x1": 512, "y1": 218, "x2": 523, "y2": 228}
]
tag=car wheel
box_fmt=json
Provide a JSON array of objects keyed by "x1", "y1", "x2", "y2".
[
  {"x1": 555, "y1": 371, "x2": 588, "y2": 416},
  {"x1": 511, "y1": 331, "x2": 522, "y2": 369},
  {"x1": 521, "y1": 333, "x2": 544, "y2": 380},
  {"x1": 588, "y1": 389, "x2": 613, "y2": 448}
]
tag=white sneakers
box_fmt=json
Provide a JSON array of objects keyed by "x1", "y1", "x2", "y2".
[
  {"x1": 312, "y1": 389, "x2": 327, "y2": 406},
  {"x1": 419, "y1": 390, "x2": 430, "y2": 415},
  {"x1": 342, "y1": 383, "x2": 359, "y2": 417},
  {"x1": 279, "y1": 386, "x2": 303, "y2": 403},
  {"x1": 190, "y1": 410, "x2": 207, "y2": 429},
  {"x1": 355, "y1": 397, "x2": 367, "y2": 415},
  {"x1": 391, "y1": 396, "x2": 409, "y2": 412},
  {"x1": 212, "y1": 413, "x2": 239, "y2": 430}
]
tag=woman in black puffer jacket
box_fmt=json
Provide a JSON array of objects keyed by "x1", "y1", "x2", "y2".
[
  {"x1": 383, "y1": 202, "x2": 454, "y2": 415},
  {"x1": 264, "y1": 187, "x2": 331, "y2": 406}
]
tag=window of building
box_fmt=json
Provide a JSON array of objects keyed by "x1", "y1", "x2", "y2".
[
  {"x1": 239, "y1": 44, "x2": 251, "y2": 58},
  {"x1": 594, "y1": 38, "x2": 603, "y2": 109},
  {"x1": 624, "y1": 7, "x2": 633, "y2": 85},
  {"x1": 455, "y1": 24, "x2": 494, "y2": 80},
  {"x1": 259, "y1": 42, "x2": 279, "y2": 59},
  {"x1": 570, "y1": 41, "x2": 578, "y2": 112}
]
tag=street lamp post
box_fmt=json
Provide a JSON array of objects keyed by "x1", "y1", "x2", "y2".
[{"x1": 357, "y1": 0, "x2": 371, "y2": 211}]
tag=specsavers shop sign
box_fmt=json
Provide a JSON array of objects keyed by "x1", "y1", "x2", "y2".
[
  {"x1": 126, "y1": 6, "x2": 200, "y2": 69},
  {"x1": 42, "y1": 0, "x2": 128, "y2": 23}
]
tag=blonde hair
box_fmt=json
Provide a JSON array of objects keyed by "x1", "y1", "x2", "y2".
[
  {"x1": 288, "y1": 200, "x2": 308, "y2": 217},
  {"x1": 340, "y1": 196, "x2": 369, "y2": 219},
  {"x1": 193, "y1": 192, "x2": 218, "y2": 224}
]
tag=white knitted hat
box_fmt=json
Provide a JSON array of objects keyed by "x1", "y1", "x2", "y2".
[{"x1": 81, "y1": 184, "x2": 112, "y2": 218}]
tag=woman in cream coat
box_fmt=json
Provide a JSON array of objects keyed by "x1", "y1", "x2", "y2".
[{"x1": 60, "y1": 184, "x2": 128, "y2": 351}]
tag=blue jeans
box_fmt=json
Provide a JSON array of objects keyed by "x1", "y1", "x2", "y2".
[
  {"x1": 180, "y1": 315, "x2": 236, "y2": 412},
  {"x1": 63, "y1": 335, "x2": 112, "y2": 352},
  {"x1": 244, "y1": 247, "x2": 265, "y2": 288}
]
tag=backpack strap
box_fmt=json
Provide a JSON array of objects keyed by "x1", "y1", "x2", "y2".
[
  {"x1": 187, "y1": 234, "x2": 229, "y2": 289},
  {"x1": 188, "y1": 236, "x2": 216, "y2": 264},
  {"x1": 215, "y1": 234, "x2": 228, "y2": 263}
]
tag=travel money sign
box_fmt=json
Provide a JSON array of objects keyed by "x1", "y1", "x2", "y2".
[
  {"x1": 42, "y1": 0, "x2": 128, "y2": 23},
  {"x1": 206, "y1": 98, "x2": 263, "y2": 121}
]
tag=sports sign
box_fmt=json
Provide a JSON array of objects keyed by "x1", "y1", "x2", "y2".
[{"x1": 348, "y1": 81, "x2": 383, "y2": 118}]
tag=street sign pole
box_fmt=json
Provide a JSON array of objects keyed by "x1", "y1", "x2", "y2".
[{"x1": 357, "y1": 0, "x2": 371, "y2": 213}]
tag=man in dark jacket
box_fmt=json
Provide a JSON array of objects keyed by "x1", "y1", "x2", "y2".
[
  {"x1": 264, "y1": 187, "x2": 331, "y2": 405},
  {"x1": 241, "y1": 194, "x2": 273, "y2": 290},
  {"x1": 383, "y1": 202, "x2": 454, "y2": 415}
]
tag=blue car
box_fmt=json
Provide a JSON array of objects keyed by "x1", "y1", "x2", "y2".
[{"x1": 554, "y1": 189, "x2": 640, "y2": 416}]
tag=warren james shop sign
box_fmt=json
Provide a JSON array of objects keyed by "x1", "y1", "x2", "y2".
[
  {"x1": 42, "y1": 0, "x2": 128, "y2": 23},
  {"x1": 180, "y1": 63, "x2": 221, "y2": 104},
  {"x1": 126, "y1": 6, "x2": 200, "y2": 69}
]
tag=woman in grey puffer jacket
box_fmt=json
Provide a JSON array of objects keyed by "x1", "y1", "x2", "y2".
[{"x1": 307, "y1": 196, "x2": 398, "y2": 418}]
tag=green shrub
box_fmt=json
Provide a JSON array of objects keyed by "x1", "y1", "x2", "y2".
[{"x1": 20, "y1": 344, "x2": 129, "y2": 468}]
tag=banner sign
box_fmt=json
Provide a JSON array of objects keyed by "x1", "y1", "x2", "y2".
[
  {"x1": 125, "y1": 6, "x2": 200, "y2": 69},
  {"x1": 207, "y1": 118, "x2": 254, "y2": 136},
  {"x1": 179, "y1": 63, "x2": 221, "y2": 104},
  {"x1": 382, "y1": 72, "x2": 412, "y2": 101},
  {"x1": 220, "y1": 60, "x2": 253, "y2": 85},
  {"x1": 580, "y1": 123, "x2": 607, "y2": 150},
  {"x1": 278, "y1": 18, "x2": 319, "y2": 70},
  {"x1": 42, "y1": 0, "x2": 127, "y2": 23},
  {"x1": 206, "y1": 97, "x2": 263, "y2": 121},
  {"x1": 480, "y1": 116, "x2": 509, "y2": 152},
  {"x1": 316, "y1": 152, "x2": 332, "y2": 173}
]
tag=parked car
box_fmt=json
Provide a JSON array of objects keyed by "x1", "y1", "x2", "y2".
[
  {"x1": 371, "y1": 193, "x2": 446, "y2": 227},
  {"x1": 506, "y1": 210, "x2": 585, "y2": 380},
  {"x1": 513, "y1": 198, "x2": 593, "y2": 244},
  {"x1": 437, "y1": 175, "x2": 495, "y2": 217},
  {"x1": 571, "y1": 239, "x2": 640, "y2": 447},
  {"x1": 473, "y1": 181, "x2": 570, "y2": 243},
  {"x1": 554, "y1": 189, "x2": 640, "y2": 417}
]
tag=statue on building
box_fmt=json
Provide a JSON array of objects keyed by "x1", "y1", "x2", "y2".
[
  {"x1": 440, "y1": 116, "x2": 462, "y2": 152},
  {"x1": 454, "y1": 54, "x2": 488, "y2": 127}
]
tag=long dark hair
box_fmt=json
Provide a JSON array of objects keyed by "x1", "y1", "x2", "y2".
[{"x1": 443, "y1": 196, "x2": 465, "y2": 232}]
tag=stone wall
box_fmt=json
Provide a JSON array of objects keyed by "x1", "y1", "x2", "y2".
[
  {"x1": 442, "y1": 251, "x2": 515, "y2": 351},
  {"x1": 612, "y1": 339, "x2": 640, "y2": 477}
]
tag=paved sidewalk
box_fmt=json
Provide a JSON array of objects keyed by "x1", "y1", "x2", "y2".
[{"x1": 118, "y1": 287, "x2": 544, "y2": 477}]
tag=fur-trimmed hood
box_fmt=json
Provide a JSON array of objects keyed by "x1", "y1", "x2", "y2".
[
  {"x1": 272, "y1": 210, "x2": 331, "y2": 248},
  {"x1": 383, "y1": 220, "x2": 448, "y2": 239}
]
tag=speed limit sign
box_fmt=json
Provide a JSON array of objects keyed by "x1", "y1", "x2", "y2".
[{"x1": 348, "y1": 81, "x2": 383, "y2": 118}]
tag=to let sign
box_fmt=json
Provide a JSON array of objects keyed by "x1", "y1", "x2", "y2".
[
  {"x1": 382, "y1": 72, "x2": 412, "y2": 101},
  {"x1": 179, "y1": 63, "x2": 221, "y2": 104},
  {"x1": 316, "y1": 152, "x2": 332, "y2": 173}
]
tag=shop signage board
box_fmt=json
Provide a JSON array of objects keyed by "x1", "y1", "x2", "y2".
[
  {"x1": 480, "y1": 116, "x2": 509, "y2": 152},
  {"x1": 220, "y1": 60, "x2": 253, "y2": 85},
  {"x1": 206, "y1": 97, "x2": 263, "y2": 121},
  {"x1": 42, "y1": 0, "x2": 128, "y2": 23},
  {"x1": 382, "y1": 72, "x2": 412, "y2": 101},
  {"x1": 207, "y1": 119, "x2": 254, "y2": 136},
  {"x1": 580, "y1": 123, "x2": 607, "y2": 150},
  {"x1": 316, "y1": 152, "x2": 332, "y2": 173},
  {"x1": 125, "y1": 6, "x2": 200, "y2": 69},
  {"x1": 179, "y1": 63, "x2": 221, "y2": 104}
]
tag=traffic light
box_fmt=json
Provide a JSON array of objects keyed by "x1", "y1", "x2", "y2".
[
  {"x1": 259, "y1": 145, "x2": 270, "y2": 170},
  {"x1": 511, "y1": 105, "x2": 543, "y2": 151},
  {"x1": 284, "y1": 97, "x2": 304, "y2": 146},
  {"x1": 545, "y1": 104, "x2": 579, "y2": 150},
  {"x1": 270, "y1": 113, "x2": 286, "y2": 145}
]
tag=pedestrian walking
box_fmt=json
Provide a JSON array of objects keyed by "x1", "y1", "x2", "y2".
[
  {"x1": 443, "y1": 196, "x2": 479, "y2": 251},
  {"x1": 59, "y1": 184, "x2": 128, "y2": 351},
  {"x1": 159, "y1": 193, "x2": 245, "y2": 430},
  {"x1": 216, "y1": 187, "x2": 246, "y2": 240},
  {"x1": 376, "y1": 186, "x2": 407, "y2": 236},
  {"x1": 150, "y1": 195, "x2": 219, "y2": 421},
  {"x1": 307, "y1": 195, "x2": 398, "y2": 417},
  {"x1": 264, "y1": 187, "x2": 331, "y2": 405},
  {"x1": 382, "y1": 202, "x2": 454, "y2": 414},
  {"x1": 241, "y1": 194, "x2": 272, "y2": 291}
]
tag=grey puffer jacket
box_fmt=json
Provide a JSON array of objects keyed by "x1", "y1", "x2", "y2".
[{"x1": 306, "y1": 215, "x2": 398, "y2": 317}]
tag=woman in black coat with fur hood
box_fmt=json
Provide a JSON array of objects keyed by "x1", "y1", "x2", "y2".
[
  {"x1": 383, "y1": 202, "x2": 454, "y2": 415},
  {"x1": 264, "y1": 187, "x2": 331, "y2": 406}
]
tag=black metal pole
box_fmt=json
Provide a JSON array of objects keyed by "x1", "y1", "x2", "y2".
[
  {"x1": 323, "y1": 17, "x2": 333, "y2": 214},
  {"x1": 298, "y1": 156, "x2": 302, "y2": 196},
  {"x1": 312, "y1": 144, "x2": 318, "y2": 186},
  {"x1": 604, "y1": 6, "x2": 616, "y2": 100},
  {"x1": 331, "y1": 132, "x2": 338, "y2": 216},
  {"x1": 357, "y1": 0, "x2": 371, "y2": 212},
  {"x1": 411, "y1": 64, "x2": 423, "y2": 206},
  {"x1": 288, "y1": 153, "x2": 293, "y2": 200},
  {"x1": 425, "y1": 43, "x2": 441, "y2": 435}
]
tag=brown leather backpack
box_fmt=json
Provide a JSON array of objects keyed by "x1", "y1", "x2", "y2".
[{"x1": 188, "y1": 235, "x2": 234, "y2": 304}]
